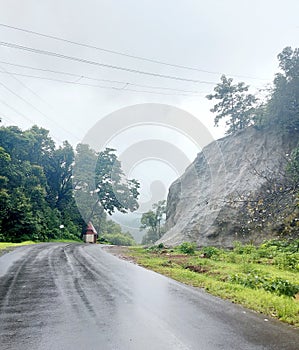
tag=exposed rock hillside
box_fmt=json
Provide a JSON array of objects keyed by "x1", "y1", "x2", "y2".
[{"x1": 159, "y1": 127, "x2": 298, "y2": 247}]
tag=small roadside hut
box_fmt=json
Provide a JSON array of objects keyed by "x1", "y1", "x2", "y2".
[{"x1": 83, "y1": 222, "x2": 98, "y2": 243}]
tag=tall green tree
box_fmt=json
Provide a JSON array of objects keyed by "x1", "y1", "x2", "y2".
[
  {"x1": 141, "y1": 200, "x2": 166, "y2": 244},
  {"x1": 94, "y1": 148, "x2": 140, "y2": 216},
  {"x1": 46, "y1": 140, "x2": 74, "y2": 211},
  {"x1": 73, "y1": 145, "x2": 140, "y2": 233},
  {"x1": 206, "y1": 75, "x2": 257, "y2": 134},
  {"x1": 0, "y1": 147, "x2": 11, "y2": 240},
  {"x1": 0, "y1": 127, "x2": 48, "y2": 241},
  {"x1": 24, "y1": 125, "x2": 55, "y2": 166},
  {"x1": 73, "y1": 143, "x2": 105, "y2": 231},
  {"x1": 263, "y1": 47, "x2": 299, "y2": 132}
]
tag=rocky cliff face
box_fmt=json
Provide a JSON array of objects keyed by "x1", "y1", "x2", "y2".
[{"x1": 159, "y1": 127, "x2": 298, "y2": 247}]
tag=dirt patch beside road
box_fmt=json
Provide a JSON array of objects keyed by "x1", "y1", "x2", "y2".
[{"x1": 102, "y1": 245, "x2": 137, "y2": 263}]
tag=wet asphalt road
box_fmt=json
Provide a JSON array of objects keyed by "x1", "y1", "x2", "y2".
[{"x1": 0, "y1": 243, "x2": 298, "y2": 350}]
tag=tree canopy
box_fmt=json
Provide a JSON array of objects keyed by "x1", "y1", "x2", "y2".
[
  {"x1": 73, "y1": 145, "x2": 140, "y2": 231},
  {"x1": 207, "y1": 47, "x2": 299, "y2": 135},
  {"x1": 262, "y1": 47, "x2": 299, "y2": 132},
  {"x1": 206, "y1": 74, "x2": 257, "y2": 134},
  {"x1": 0, "y1": 125, "x2": 140, "y2": 242}
]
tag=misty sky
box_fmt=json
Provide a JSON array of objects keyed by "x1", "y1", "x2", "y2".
[
  {"x1": 0, "y1": 0, "x2": 298, "y2": 143},
  {"x1": 0, "y1": 1, "x2": 298, "y2": 234}
]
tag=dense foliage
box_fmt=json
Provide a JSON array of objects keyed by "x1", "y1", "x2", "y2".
[
  {"x1": 0, "y1": 125, "x2": 139, "y2": 243},
  {"x1": 97, "y1": 219, "x2": 135, "y2": 246},
  {"x1": 207, "y1": 46, "x2": 299, "y2": 135},
  {"x1": 260, "y1": 47, "x2": 299, "y2": 132}
]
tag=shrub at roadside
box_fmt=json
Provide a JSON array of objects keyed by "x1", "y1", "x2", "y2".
[
  {"x1": 201, "y1": 246, "x2": 221, "y2": 259},
  {"x1": 145, "y1": 243, "x2": 165, "y2": 253},
  {"x1": 177, "y1": 242, "x2": 197, "y2": 254},
  {"x1": 229, "y1": 272, "x2": 299, "y2": 297}
]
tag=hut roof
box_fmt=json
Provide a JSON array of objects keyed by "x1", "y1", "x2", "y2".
[{"x1": 86, "y1": 222, "x2": 97, "y2": 234}]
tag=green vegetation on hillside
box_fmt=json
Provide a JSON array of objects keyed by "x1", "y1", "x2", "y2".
[
  {"x1": 125, "y1": 239, "x2": 299, "y2": 326},
  {"x1": 97, "y1": 219, "x2": 136, "y2": 246},
  {"x1": 207, "y1": 46, "x2": 299, "y2": 135}
]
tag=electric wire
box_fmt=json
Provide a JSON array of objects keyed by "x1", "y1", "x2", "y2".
[
  {"x1": 0, "y1": 96, "x2": 63, "y2": 144},
  {"x1": 0, "y1": 65, "x2": 82, "y2": 141},
  {"x1": 0, "y1": 69, "x2": 207, "y2": 97},
  {"x1": 0, "y1": 95, "x2": 42, "y2": 126},
  {"x1": 0, "y1": 41, "x2": 221, "y2": 84},
  {"x1": 0, "y1": 62, "x2": 59, "y2": 110},
  {"x1": 0, "y1": 22, "x2": 268, "y2": 81},
  {"x1": 0, "y1": 60, "x2": 210, "y2": 93},
  {"x1": 0, "y1": 113, "x2": 15, "y2": 124}
]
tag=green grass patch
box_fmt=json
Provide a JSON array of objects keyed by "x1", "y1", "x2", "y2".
[
  {"x1": 126, "y1": 240, "x2": 299, "y2": 327},
  {"x1": 0, "y1": 241, "x2": 36, "y2": 251},
  {"x1": 0, "y1": 239, "x2": 81, "y2": 253}
]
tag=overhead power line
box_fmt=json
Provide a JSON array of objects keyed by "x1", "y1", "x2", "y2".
[
  {"x1": 0, "y1": 60, "x2": 210, "y2": 94},
  {"x1": 0, "y1": 95, "x2": 42, "y2": 126},
  {"x1": 0, "y1": 113, "x2": 15, "y2": 124},
  {"x1": 0, "y1": 22, "x2": 267, "y2": 81},
  {"x1": 0, "y1": 69, "x2": 207, "y2": 97},
  {"x1": 0, "y1": 66, "x2": 81, "y2": 141},
  {"x1": 0, "y1": 94, "x2": 65, "y2": 144},
  {"x1": 0, "y1": 80, "x2": 76, "y2": 142},
  {"x1": 0, "y1": 41, "x2": 218, "y2": 84}
]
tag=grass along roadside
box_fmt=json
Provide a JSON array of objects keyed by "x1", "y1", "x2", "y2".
[
  {"x1": 0, "y1": 241, "x2": 36, "y2": 250},
  {"x1": 116, "y1": 241, "x2": 299, "y2": 327},
  {"x1": 0, "y1": 239, "x2": 82, "y2": 250},
  {"x1": 0, "y1": 239, "x2": 81, "y2": 256},
  {"x1": 0, "y1": 241, "x2": 36, "y2": 256}
]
